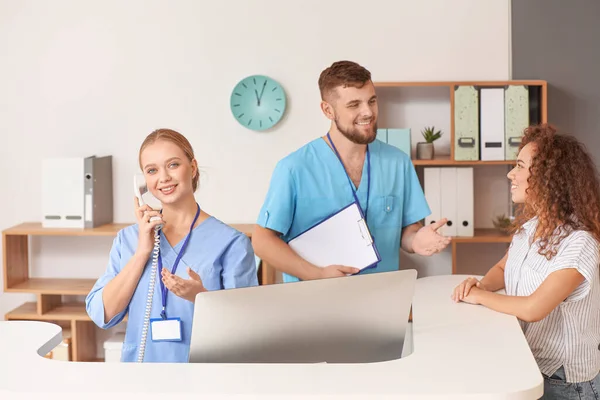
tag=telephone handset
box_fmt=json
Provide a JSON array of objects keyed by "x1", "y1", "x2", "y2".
[
  {"x1": 133, "y1": 174, "x2": 162, "y2": 362},
  {"x1": 134, "y1": 175, "x2": 164, "y2": 229}
]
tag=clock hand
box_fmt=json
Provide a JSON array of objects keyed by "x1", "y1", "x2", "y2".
[
  {"x1": 254, "y1": 89, "x2": 260, "y2": 106},
  {"x1": 258, "y1": 80, "x2": 267, "y2": 105}
]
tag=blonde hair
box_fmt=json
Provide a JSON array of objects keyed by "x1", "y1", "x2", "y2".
[{"x1": 138, "y1": 128, "x2": 199, "y2": 191}]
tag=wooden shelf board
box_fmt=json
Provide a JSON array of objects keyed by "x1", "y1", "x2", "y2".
[
  {"x1": 452, "y1": 229, "x2": 512, "y2": 243},
  {"x1": 5, "y1": 302, "x2": 89, "y2": 321},
  {"x1": 5, "y1": 302, "x2": 128, "y2": 323},
  {"x1": 412, "y1": 155, "x2": 516, "y2": 166},
  {"x1": 6, "y1": 278, "x2": 95, "y2": 295},
  {"x1": 2, "y1": 222, "x2": 256, "y2": 237},
  {"x1": 2, "y1": 223, "x2": 129, "y2": 236},
  {"x1": 374, "y1": 80, "x2": 547, "y2": 88}
]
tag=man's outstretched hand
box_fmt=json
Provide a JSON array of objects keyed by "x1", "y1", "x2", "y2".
[{"x1": 411, "y1": 219, "x2": 451, "y2": 256}]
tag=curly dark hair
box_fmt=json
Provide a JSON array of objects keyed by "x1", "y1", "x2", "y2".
[{"x1": 512, "y1": 124, "x2": 600, "y2": 259}]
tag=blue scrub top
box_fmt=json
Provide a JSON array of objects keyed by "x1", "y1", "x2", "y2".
[
  {"x1": 257, "y1": 138, "x2": 430, "y2": 283},
  {"x1": 85, "y1": 217, "x2": 258, "y2": 362}
]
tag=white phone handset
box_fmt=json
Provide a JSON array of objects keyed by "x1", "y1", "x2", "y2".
[
  {"x1": 133, "y1": 174, "x2": 162, "y2": 362},
  {"x1": 133, "y1": 175, "x2": 163, "y2": 229}
]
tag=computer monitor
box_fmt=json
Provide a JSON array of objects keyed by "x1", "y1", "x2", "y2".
[{"x1": 188, "y1": 269, "x2": 417, "y2": 364}]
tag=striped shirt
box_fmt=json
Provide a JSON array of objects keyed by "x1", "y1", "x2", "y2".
[{"x1": 504, "y1": 217, "x2": 600, "y2": 383}]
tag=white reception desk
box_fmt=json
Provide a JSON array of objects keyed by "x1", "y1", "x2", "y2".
[{"x1": 0, "y1": 275, "x2": 543, "y2": 399}]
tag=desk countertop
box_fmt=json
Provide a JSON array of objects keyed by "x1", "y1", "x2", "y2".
[{"x1": 0, "y1": 275, "x2": 543, "y2": 399}]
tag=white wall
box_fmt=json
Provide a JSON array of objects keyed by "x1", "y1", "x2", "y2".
[{"x1": 0, "y1": 0, "x2": 511, "y2": 346}]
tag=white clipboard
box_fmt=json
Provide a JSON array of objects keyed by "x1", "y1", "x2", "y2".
[{"x1": 288, "y1": 202, "x2": 381, "y2": 272}]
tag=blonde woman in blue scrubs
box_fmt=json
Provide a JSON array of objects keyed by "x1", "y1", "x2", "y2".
[
  {"x1": 86, "y1": 129, "x2": 258, "y2": 362},
  {"x1": 452, "y1": 125, "x2": 600, "y2": 399},
  {"x1": 253, "y1": 60, "x2": 451, "y2": 282}
]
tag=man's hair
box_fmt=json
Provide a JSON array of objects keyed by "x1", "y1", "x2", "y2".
[{"x1": 318, "y1": 61, "x2": 372, "y2": 101}]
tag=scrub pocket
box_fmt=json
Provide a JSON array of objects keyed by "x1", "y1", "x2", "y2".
[{"x1": 375, "y1": 195, "x2": 402, "y2": 227}]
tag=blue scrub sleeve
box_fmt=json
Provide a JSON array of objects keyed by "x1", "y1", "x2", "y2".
[
  {"x1": 256, "y1": 160, "x2": 296, "y2": 237},
  {"x1": 220, "y1": 234, "x2": 259, "y2": 289},
  {"x1": 85, "y1": 231, "x2": 129, "y2": 329},
  {"x1": 402, "y1": 160, "x2": 431, "y2": 227}
]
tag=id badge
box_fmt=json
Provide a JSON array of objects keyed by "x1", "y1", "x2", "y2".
[{"x1": 150, "y1": 317, "x2": 182, "y2": 342}]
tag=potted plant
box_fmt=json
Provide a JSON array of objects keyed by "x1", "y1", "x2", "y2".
[
  {"x1": 492, "y1": 214, "x2": 513, "y2": 235},
  {"x1": 417, "y1": 126, "x2": 442, "y2": 160}
]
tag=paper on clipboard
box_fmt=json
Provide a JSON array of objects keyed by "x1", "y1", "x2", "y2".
[{"x1": 288, "y1": 202, "x2": 381, "y2": 271}]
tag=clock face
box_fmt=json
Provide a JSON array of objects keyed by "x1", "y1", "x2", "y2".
[{"x1": 230, "y1": 75, "x2": 287, "y2": 131}]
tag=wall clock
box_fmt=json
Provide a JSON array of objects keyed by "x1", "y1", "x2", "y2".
[{"x1": 230, "y1": 75, "x2": 287, "y2": 131}]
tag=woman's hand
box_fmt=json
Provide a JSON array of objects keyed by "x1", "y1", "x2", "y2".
[
  {"x1": 452, "y1": 277, "x2": 488, "y2": 303},
  {"x1": 134, "y1": 196, "x2": 164, "y2": 257},
  {"x1": 161, "y1": 267, "x2": 206, "y2": 303},
  {"x1": 460, "y1": 286, "x2": 483, "y2": 305}
]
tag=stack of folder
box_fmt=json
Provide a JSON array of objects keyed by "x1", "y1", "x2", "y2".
[
  {"x1": 454, "y1": 85, "x2": 541, "y2": 161},
  {"x1": 424, "y1": 167, "x2": 474, "y2": 237}
]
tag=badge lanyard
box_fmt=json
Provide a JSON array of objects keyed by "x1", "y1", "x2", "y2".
[
  {"x1": 326, "y1": 132, "x2": 370, "y2": 223},
  {"x1": 157, "y1": 203, "x2": 200, "y2": 319}
]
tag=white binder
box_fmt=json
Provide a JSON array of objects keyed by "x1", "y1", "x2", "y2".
[
  {"x1": 42, "y1": 158, "x2": 84, "y2": 228},
  {"x1": 440, "y1": 168, "x2": 458, "y2": 236},
  {"x1": 424, "y1": 168, "x2": 442, "y2": 231},
  {"x1": 456, "y1": 168, "x2": 474, "y2": 237},
  {"x1": 480, "y1": 88, "x2": 505, "y2": 161},
  {"x1": 287, "y1": 202, "x2": 381, "y2": 272},
  {"x1": 42, "y1": 156, "x2": 113, "y2": 229},
  {"x1": 424, "y1": 167, "x2": 474, "y2": 237}
]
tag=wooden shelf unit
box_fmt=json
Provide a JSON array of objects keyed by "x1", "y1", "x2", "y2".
[
  {"x1": 374, "y1": 79, "x2": 548, "y2": 162},
  {"x1": 1, "y1": 222, "x2": 259, "y2": 362},
  {"x1": 375, "y1": 79, "x2": 546, "y2": 273}
]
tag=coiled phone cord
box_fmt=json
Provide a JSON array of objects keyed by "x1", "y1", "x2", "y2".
[{"x1": 136, "y1": 226, "x2": 161, "y2": 362}]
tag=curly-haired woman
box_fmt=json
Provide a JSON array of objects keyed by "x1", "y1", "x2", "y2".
[{"x1": 451, "y1": 124, "x2": 600, "y2": 399}]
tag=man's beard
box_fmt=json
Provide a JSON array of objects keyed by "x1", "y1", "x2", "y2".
[{"x1": 334, "y1": 117, "x2": 377, "y2": 145}]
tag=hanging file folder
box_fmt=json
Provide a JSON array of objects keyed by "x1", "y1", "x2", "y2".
[{"x1": 288, "y1": 202, "x2": 381, "y2": 272}]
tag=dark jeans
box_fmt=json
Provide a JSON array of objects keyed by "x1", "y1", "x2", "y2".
[{"x1": 542, "y1": 367, "x2": 600, "y2": 399}]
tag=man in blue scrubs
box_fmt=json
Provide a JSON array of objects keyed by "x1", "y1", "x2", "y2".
[{"x1": 253, "y1": 60, "x2": 450, "y2": 283}]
